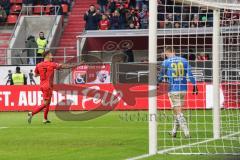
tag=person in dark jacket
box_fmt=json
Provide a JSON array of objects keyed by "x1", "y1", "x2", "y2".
[
  {"x1": 84, "y1": 5, "x2": 99, "y2": 30},
  {"x1": 0, "y1": 6, "x2": 7, "y2": 22},
  {"x1": 110, "y1": 10, "x2": 121, "y2": 30},
  {"x1": 97, "y1": 0, "x2": 108, "y2": 13},
  {"x1": 123, "y1": 43, "x2": 134, "y2": 62},
  {"x1": 108, "y1": 0, "x2": 116, "y2": 13},
  {"x1": 0, "y1": 0, "x2": 10, "y2": 15},
  {"x1": 118, "y1": 5, "x2": 128, "y2": 29},
  {"x1": 25, "y1": 35, "x2": 38, "y2": 65}
]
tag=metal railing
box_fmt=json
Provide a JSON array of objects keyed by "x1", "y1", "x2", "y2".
[
  {"x1": 0, "y1": 47, "x2": 76, "y2": 65},
  {"x1": 9, "y1": 5, "x2": 60, "y2": 42}
]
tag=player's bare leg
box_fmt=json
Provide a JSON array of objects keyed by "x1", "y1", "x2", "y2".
[{"x1": 174, "y1": 106, "x2": 190, "y2": 138}]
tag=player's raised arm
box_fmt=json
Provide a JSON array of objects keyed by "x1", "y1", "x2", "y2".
[{"x1": 59, "y1": 63, "x2": 81, "y2": 69}]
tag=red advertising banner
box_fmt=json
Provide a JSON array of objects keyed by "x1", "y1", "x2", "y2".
[
  {"x1": 0, "y1": 82, "x2": 239, "y2": 111},
  {"x1": 72, "y1": 64, "x2": 111, "y2": 84}
]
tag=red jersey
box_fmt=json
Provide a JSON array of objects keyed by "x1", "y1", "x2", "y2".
[
  {"x1": 99, "y1": 20, "x2": 110, "y2": 30},
  {"x1": 35, "y1": 61, "x2": 61, "y2": 89}
]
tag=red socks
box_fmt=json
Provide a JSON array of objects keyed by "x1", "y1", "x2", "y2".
[
  {"x1": 44, "y1": 105, "x2": 50, "y2": 120},
  {"x1": 32, "y1": 104, "x2": 50, "y2": 120}
]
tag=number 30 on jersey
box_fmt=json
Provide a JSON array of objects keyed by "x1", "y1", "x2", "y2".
[{"x1": 171, "y1": 62, "x2": 184, "y2": 77}]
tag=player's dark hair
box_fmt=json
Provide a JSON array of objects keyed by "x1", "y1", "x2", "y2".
[
  {"x1": 16, "y1": 66, "x2": 20, "y2": 72},
  {"x1": 42, "y1": 50, "x2": 51, "y2": 58},
  {"x1": 165, "y1": 46, "x2": 175, "y2": 53}
]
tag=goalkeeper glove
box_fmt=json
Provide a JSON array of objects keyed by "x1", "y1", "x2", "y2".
[{"x1": 192, "y1": 85, "x2": 198, "y2": 95}]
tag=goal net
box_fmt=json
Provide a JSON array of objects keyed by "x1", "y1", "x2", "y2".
[{"x1": 156, "y1": 0, "x2": 240, "y2": 155}]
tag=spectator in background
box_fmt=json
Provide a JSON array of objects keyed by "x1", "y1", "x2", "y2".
[
  {"x1": 197, "y1": 52, "x2": 209, "y2": 61},
  {"x1": 97, "y1": 0, "x2": 108, "y2": 13},
  {"x1": 191, "y1": 14, "x2": 201, "y2": 27},
  {"x1": 139, "y1": 4, "x2": 148, "y2": 29},
  {"x1": 189, "y1": 53, "x2": 196, "y2": 61},
  {"x1": 36, "y1": 32, "x2": 48, "y2": 64},
  {"x1": 0, "y1": 5, "x2": 7, "y2": 23},
  {"x1": 29, "y1": 69, "x2": 36, "y2": 85},
  {"x1": 25, "y1": 35, "x2": 38, "y2": 65},
  {"x1": 22, "y1": 0, "x2": 33, "y2": 15},
  {"x1": 105, "y1": 10, "x2": 112, "y2": 19},
  {"x1": 62, "y1": 0, "x2": 72, "y2": 11},
  {"x1": 95, "y1": 8, "x2": 102, "y2": 22},
  {"x1": 12, "y1": 66, "x2": 27, "y2": 85},
  {"x1": 182, "y1": 14, "x2": 189, "y2": 28},
  {"x1": 99, "y1": 14, "x2": 110, "y2": 30},
  {"x1": 0, "y1": 0, "x2": 10, "y2": 15},
  {"x1": 110, "y1": 10, "x2": 121, "y2": 29},
  {"x1": 190, "y1": 22, "x2": 196, "y2": 28},
  {"x1": 201, "y1": 15, "x2": 207, "y2": 27},
  {"x1": 128, "y1": 9, "x2": 140, "y2": 29},
  {"x1": 136, "y1": 0, "x2": 144, "y2": 9},
  {"x1": 174, "y1": 22, "x2": 180, "y2": 28},
  {"x1": 84, "y1": 5, "x2": 99, "y2": 30},
  {"x1": 123, "y1": 43, "x2": 134, "y2": 62},
  {"x1": 165, "y1": 13, "x2": 173, "y2": 28},
  {"x1": 174, "y1": 13, "x2": 181, "y2": 22},
  {"x1": 118, "y1": 4, "x2": 128, "y2": 29},
  {"x1": 5, "y1": 70, "x2": 13, "y2": 85},
  {"x1": 108, "y1": 0, "x2": 116, "y2": 13},
  {"x1": 128, "y1": 0, "x2": 136, "y2": 8}
]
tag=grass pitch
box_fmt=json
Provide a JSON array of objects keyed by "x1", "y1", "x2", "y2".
[{"x1": 0, "y1": 110, "x2": 239, "y2": 160}]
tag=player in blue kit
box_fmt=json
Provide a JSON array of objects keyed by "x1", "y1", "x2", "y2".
[{"x1": 158, "y1": 46, "x2": 198, "y2": 138}]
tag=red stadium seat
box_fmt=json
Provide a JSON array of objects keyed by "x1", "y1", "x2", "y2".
[
  {"x1": 33, "y1": 5, "x2": 43, "y2": 14},
  {"x1": 10, "y1": 4, "x2": 22, "y2": 14},
  {"x1": 61, "y1": 4, "x2": 68, "y2": 13},
  {"x1": 7, "y1": 15, "x2": 18, "y2": 24},
  {"x1": 10, "y1": 0, "x2": 22, "y2": 4}
]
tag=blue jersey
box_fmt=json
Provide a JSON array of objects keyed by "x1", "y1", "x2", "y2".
[{"x1": 158, "y1": 56, "x2": 196, "y2": 92}]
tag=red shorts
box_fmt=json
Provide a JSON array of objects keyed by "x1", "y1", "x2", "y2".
[{"x1": 41, "y1": 87, "x2": 53, "y2": 100}]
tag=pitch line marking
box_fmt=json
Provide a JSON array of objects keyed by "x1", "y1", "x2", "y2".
[
  {"x1": 6, "y1": 126, "x2": 147, "y2": 129},
  {"x1": 126, "y1": 131, "x2": 240, "y2": 160},
  {"x1": 0, "y1": 127, "x2": 8, "y2": 129}
]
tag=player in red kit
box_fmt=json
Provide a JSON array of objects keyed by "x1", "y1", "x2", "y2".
[{"x1": 27, "y1": 51, "x2": 77, "y2": 124}]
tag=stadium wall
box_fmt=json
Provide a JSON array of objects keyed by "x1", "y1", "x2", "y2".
[
  {"x1": 0, "y1": 83, "x2": 239, "y2": 111},
  {"x1": 8, "y1": 16, "x2": 63, "y2": 65}
]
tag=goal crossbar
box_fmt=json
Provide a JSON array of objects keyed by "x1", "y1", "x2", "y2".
[{"x1": 179, "y1": 0, "x2": 240, "y2": 10}]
